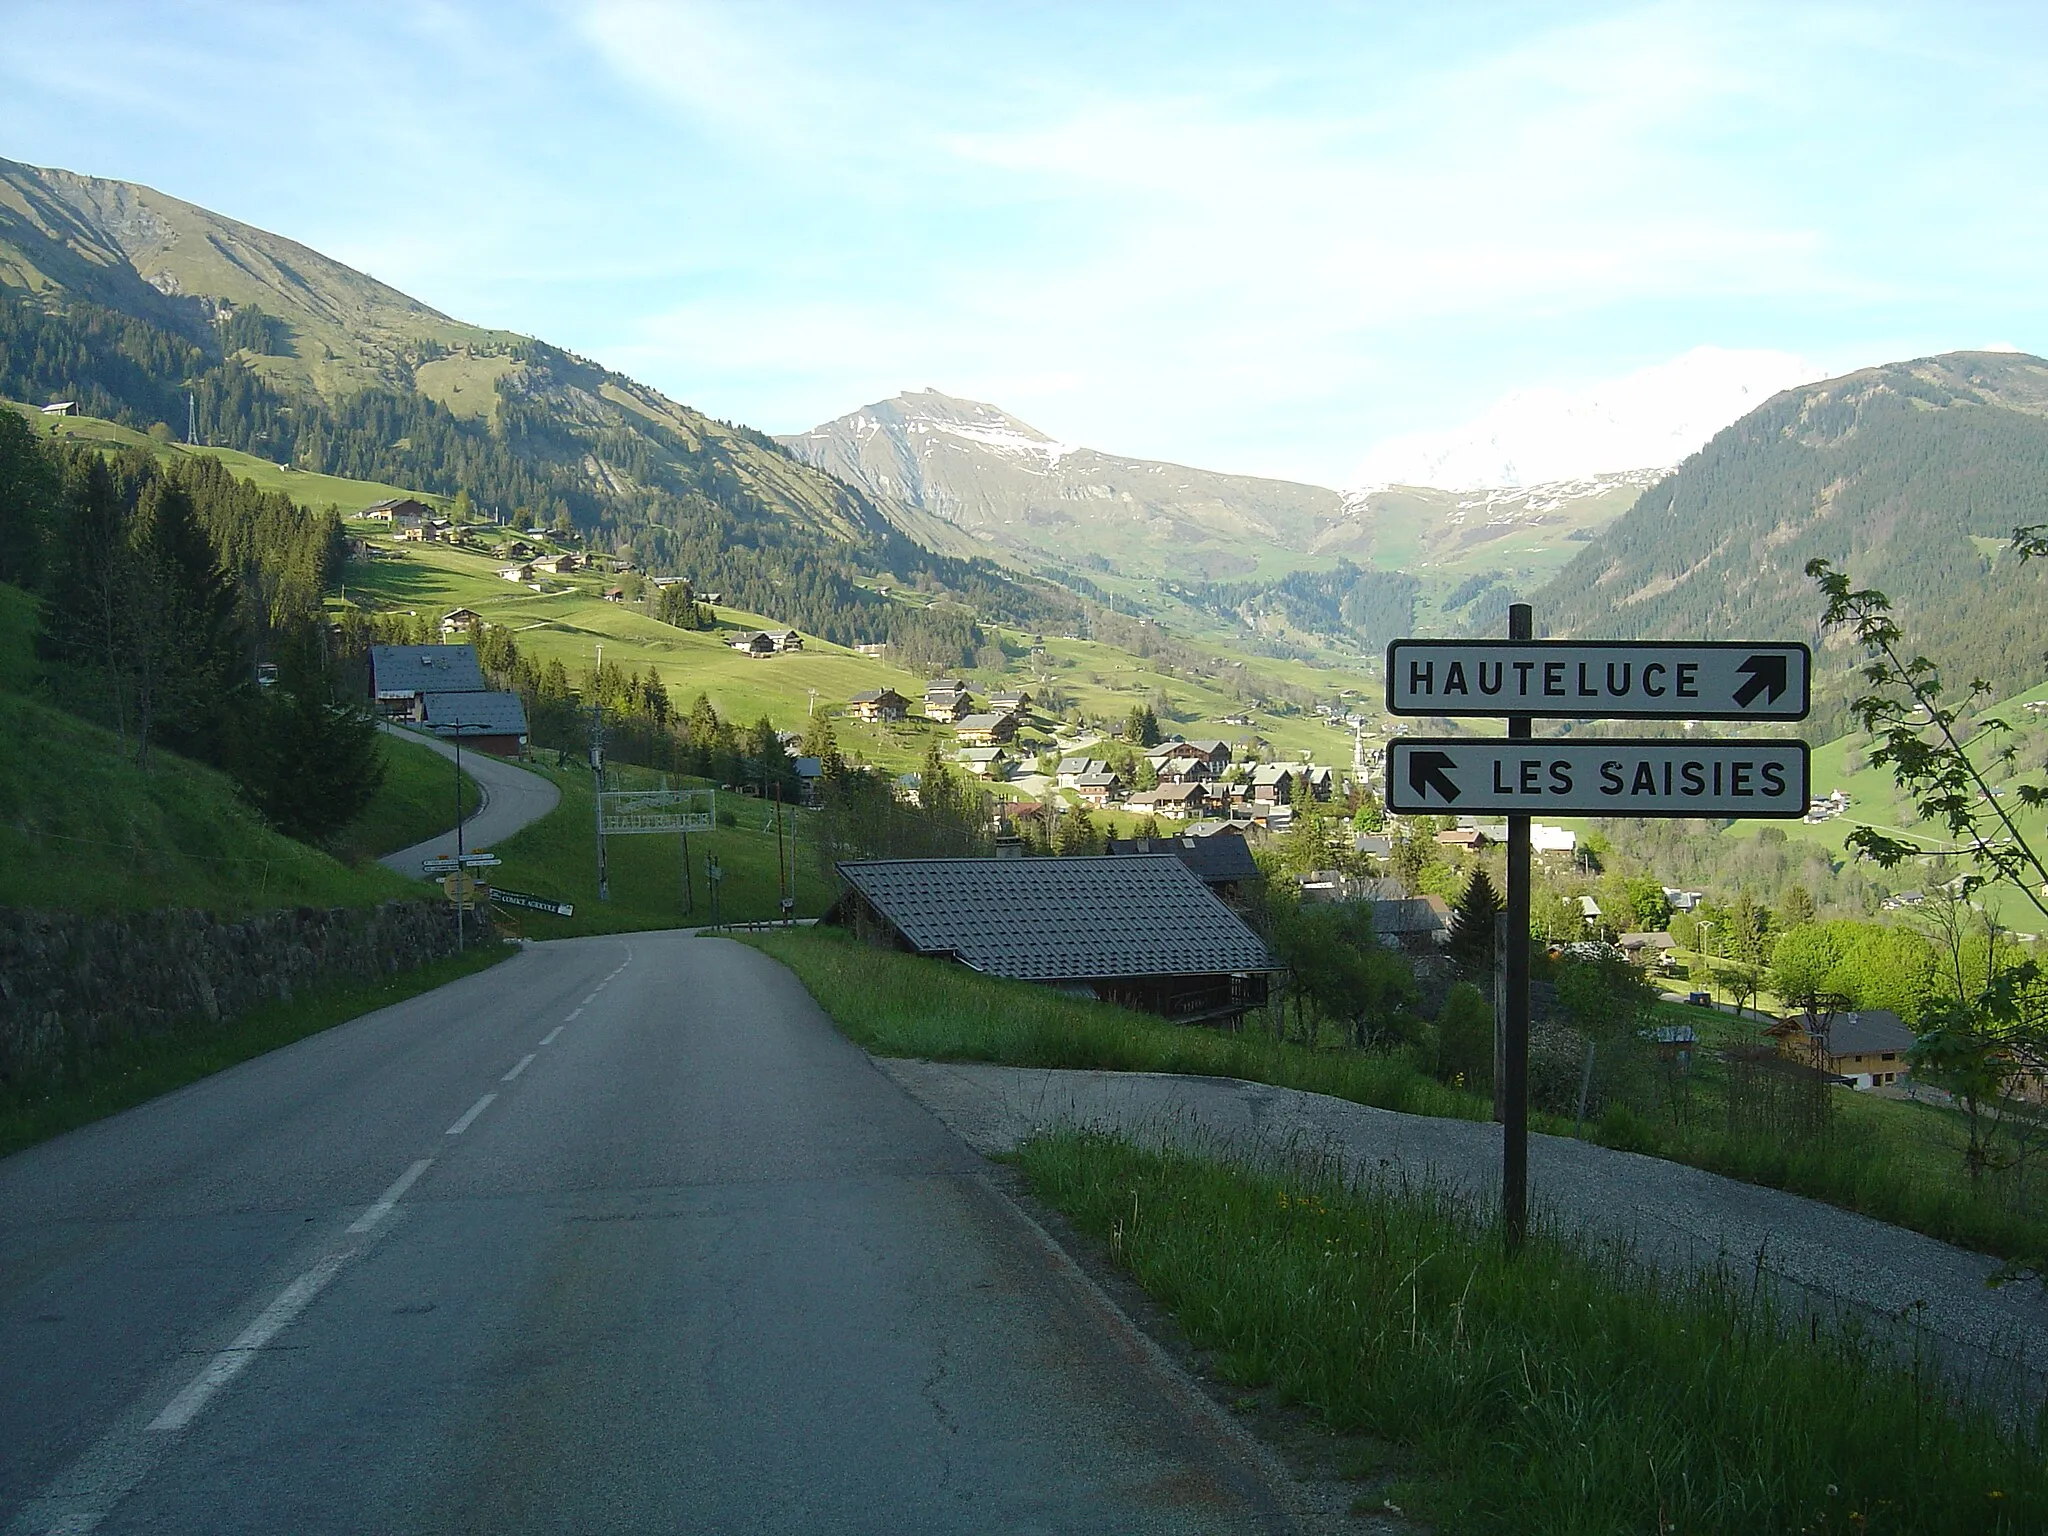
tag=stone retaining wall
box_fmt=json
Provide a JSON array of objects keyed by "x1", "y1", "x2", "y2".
[{"x1": 0, "y1": 900, "x2": 482, "y2": 1087}]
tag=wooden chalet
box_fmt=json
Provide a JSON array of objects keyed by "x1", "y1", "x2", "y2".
[{"x1": 830, "y1": 856, "x2": 1279, "y2": 1023}]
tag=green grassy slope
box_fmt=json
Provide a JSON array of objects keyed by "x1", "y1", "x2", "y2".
[
  {"x1": 329, "y1": 733, "x2": 481, "y2": 865},
  {"x1": 0, "y1": 579, "x2": 427, "y2": 914},
  {"x1": 0, "y1": 690, "x2": 417, "y2": 914},
  {"x1": 480, "y1": 760, "x2": 832, "y2": 936},
  {"x1": 343, "y1": 528, "x2": 1378, "y2": 774}
]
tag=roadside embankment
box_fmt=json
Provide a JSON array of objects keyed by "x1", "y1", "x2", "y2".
[{"x1": 0, "y1": 899, "x2": 485, "y2": 1088}]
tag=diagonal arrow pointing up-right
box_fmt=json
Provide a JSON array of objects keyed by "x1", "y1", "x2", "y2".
[{"x1": 1733, "y1": 653, "x2": 1788, "y2": 709}]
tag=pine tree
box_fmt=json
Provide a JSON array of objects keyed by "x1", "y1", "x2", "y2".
[
  {"x1": 801, "y1": 712, "x2": 842, "y2": 774},
  {"x1": 0, "y1": 406, "x2": 59, "y2": 587},
  {"x1": 244, "y1": 630, "x2": 385, "y2": 843},
  {"x1": 1447, "y1": 867, "x2": 1502, "y2": 976}
]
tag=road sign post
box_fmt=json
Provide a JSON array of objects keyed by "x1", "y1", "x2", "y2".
[
  {"x1": 1384, "y1": 623, "x2": 1813, "y2": 1257},
  {"x1": 1502, "y1": 605, "x2": 1532, "y2": 1254}
]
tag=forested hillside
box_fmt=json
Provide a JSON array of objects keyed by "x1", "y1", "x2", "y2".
[
  {"x1": 0, "y1": 157, "x2": 1077, "y2": 657},
  {"x1": 1537, "y1": 352, "x2": 2048, "y2": 735}
]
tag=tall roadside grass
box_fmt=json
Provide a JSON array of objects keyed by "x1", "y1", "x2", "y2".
[
  {"x1": 1020, "y1": 1130, "x2": 2048, "y2": 1536},
  {"x1": 758, "y1": 929, "x2": 2048, "y2": 1268},
  {"x1": 742, "y1": 926, "x2": 1486, "y2": 1122}
]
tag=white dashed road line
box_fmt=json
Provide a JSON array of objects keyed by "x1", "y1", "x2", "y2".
[
  {"x1": 444, "y1": 1093, "x2": 497, "y2": 1137},
  {"x1": 148, "y1": 1253, "x2": 350, "y2": 1433},
  {"x1": 502, "y1": 1054, "x2": 536, "y2": 1083},
  {"x1": 346, "y1": 1158, "x2": 433, "y2": 1236},
  {"x1": 540, "y1": 1026, "x2": 564, "y2": 1046}
]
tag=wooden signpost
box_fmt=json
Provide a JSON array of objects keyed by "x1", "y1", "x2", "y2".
[{"x1": 1385, "y1": 608, "x2": 1812, "y2": 1252}]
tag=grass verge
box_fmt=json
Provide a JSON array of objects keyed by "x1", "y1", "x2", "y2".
[
  {"x1": 1018, "y1": 1130, "x2": 2048, "y2": 1535},
  {"x1": 755, "y1": 927, "x2": 2048, "y2": 1267},
  {"x1": 741, "y1": 926, "x2": 1485, "y2": 1121},
  {"x1": 0, "y1": 942, "x2": 514, "y2": 1159},
  {"x1": 329, "y1": 731, "x2": 481, "y2": 864},
  {"x1": 485, "y1": 760, "x2": 835, "y2": 937}
]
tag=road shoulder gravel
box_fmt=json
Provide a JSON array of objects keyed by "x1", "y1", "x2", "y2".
[{"x1": 879, "y1": 1058, "x2": 2048, "y2": 1415}]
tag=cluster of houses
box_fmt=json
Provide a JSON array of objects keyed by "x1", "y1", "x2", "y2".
[
  {"x1": 361, "y1": 498, "x2": 456, "y2": 543},
  {"x1": 1049, "y1": 746, "x2": 1342, "y2": 824},
  {"x1": 1805, "y1": 788, "x2": 1851, "y2": 823},
  {"x1": 728, "y1": 628, "x2": 805, "y2": 658},
  {"x1": 366, "y1": 642, "x2": 529, "y2": 758}
]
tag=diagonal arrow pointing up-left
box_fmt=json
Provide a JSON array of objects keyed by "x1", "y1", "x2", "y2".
[{"x1": 1408, "y1": 750, "x2": 1461, "y2": 803}]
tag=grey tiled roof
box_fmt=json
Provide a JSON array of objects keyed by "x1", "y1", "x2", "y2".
[
  {"x1": 836, "y1": 855, "x2": 1278, "y2": 981},
  {"x1": 1106, "y1": 830, "x2": 1258, "y2": 885},
  {"x1": 1821, "y1": 1010, "x2": 1916, "y2": 1057},
  {"x1": 370, "y1": 644, "x2": 486, "y2": 696},
  {"x1": 420, "y1": 690, "x2": 528, "y2": 735}
]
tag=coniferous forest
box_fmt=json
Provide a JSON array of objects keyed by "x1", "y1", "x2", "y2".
[{"x1": 0, "y1": 295, "x2": 1079, "y2": 662}]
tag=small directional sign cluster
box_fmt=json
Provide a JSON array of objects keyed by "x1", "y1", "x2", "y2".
[{"x1": 1383, "y1": 639, "x2": 1811, "y2": 819}]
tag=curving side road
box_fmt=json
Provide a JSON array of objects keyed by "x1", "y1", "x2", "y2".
[{"x1": 375, "y1": 723, "x2": 562, "y2": 879}]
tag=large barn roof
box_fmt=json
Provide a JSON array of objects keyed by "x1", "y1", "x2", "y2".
[
  {"x1": 419, "y1": 689, "x2": 528, "y2": 735},
  {"x1": 369, "y1": 644, "x2": 486, "y2": 696},
  {"x1": 835, "y1": 855, "x2": 1278, "y2": 982}
]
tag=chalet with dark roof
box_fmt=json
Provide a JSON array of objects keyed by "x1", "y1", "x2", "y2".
[{"x1": 831, "y1": 855, "x2": 1279, "y2": 1021}]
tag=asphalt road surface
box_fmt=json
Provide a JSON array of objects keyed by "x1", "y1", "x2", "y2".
[
  {"x1": 376, "y1": 724, "x2": 562, "y2": 880},
  {"x1": 0, "y1": 934, "x2": 1296, "y2": 1535}
]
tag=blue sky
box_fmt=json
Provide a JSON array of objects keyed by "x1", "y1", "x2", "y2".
[{"x1": 3, "y1": 2, "x2": 2045, "y2": 486}]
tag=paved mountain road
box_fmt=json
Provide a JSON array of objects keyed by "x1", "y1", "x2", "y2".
[
  {"x1": 375, "y1": 724, "x2": 562, "y2": 880},
  {"x1": 0, "y1": 933, "x2": 1298, "y2": 1534}
]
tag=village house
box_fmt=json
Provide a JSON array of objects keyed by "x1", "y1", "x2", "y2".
[
  {"x1": 955, "y1": 712, "x2": 1019, "y2": 747},
  {"x1": 533, "y1": 552, "x2": 579, "y2": 575},
  {"x1": 40, "y1": 400, "x2": 79, "y2": 416},
  {"x1": 601, "y1": 587, "x2": 626, "y2": 603},
  {"x1": 367, "y1": 643, "x2": 488, "y2": 717},
  {"x1": 1147, "y1": 753, "x2": 1211, "y2": 786},
  {"x1": 762, "y1": 628, "x2": 803, "y2": 653},
  {"x1": 728, "y1": 631, "x2": 780, "y2": 658},
  {"x1": 988, "y1": 688, "x2": 1032, "y2": 714},
  {"x1": 853, "y1": 642, "x2": 888, "y2": 658},
  {"x1": 417, "y1": 689, "x2": 529, "y2": 759},
  {"x1": 499, "y1": 563, "x2": 534, "y2": 583},
  {"x1": 924, "y1": 679, "x2": 974, "y2": 723},
  {"x1": 1107, "y1": 825, "x2": 1258, "y2": 896},
  {"x1": 1768, "y1": 1011, "x2": 1916, "y2": 1090},
  {"x1": 1072, "y1": 769, "x2": 1123, "y2": 808},
  {"x1": 439, "y1": 608, "x2": 483, "y2": 636},
  {"x1": 847, "y1": 688, "x2": 910, "y2": 723},
  {"x1": 830, "y1": 856, "x2": 1279, "y2": 1023},
  {"x1": 957, "y1": 746, "x2": 1009, "y2": 778},
  {"x1": 1057, "y1": 755, "x2": 1109, "y2": 789},
  {"x1": 1126, "y1": 782, "x2": 1210, "y2": 821},
  {"x1": 1249, "y1": 764, "x2": 1298, "y2": 804},
  {"x1": 359, "y1": 497, "x2": 434, "y2": 525},
  {"x1": 1436, "y1": 826, "x2": 1489, "y2": 850},
  {"x1": 1158, "y1": 738, "x2": 1232, "y2": 776},
  {"x1": 1370, "y1": 896, "x2": 1453, "y2": 953}
]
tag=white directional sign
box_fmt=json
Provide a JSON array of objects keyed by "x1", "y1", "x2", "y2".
[
  {"x1": 1385, "y1": 641, "x2": 1810, "y2": 720},
  {"x1": 422, "y1": 852, "x2": 502, "y2": 874},
  {"x1": 1386, "y1": 738, "x2": 1810, "y2": 817}
]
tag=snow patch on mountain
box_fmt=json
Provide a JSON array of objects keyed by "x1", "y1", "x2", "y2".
[{"x1": 1348, "y1": 346, "x2": 1827, "y2": 492}]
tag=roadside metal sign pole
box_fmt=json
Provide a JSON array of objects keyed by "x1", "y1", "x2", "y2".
[
  {"x1": 1503, "y1": 602, "x2": 1533, "y2": 1255},
  {"x1": 590, "y1": 699, "x2": 609, "y2": 903},
  {"x1": 454, "y1": 726, "x2": 466, "y2": 954}
]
